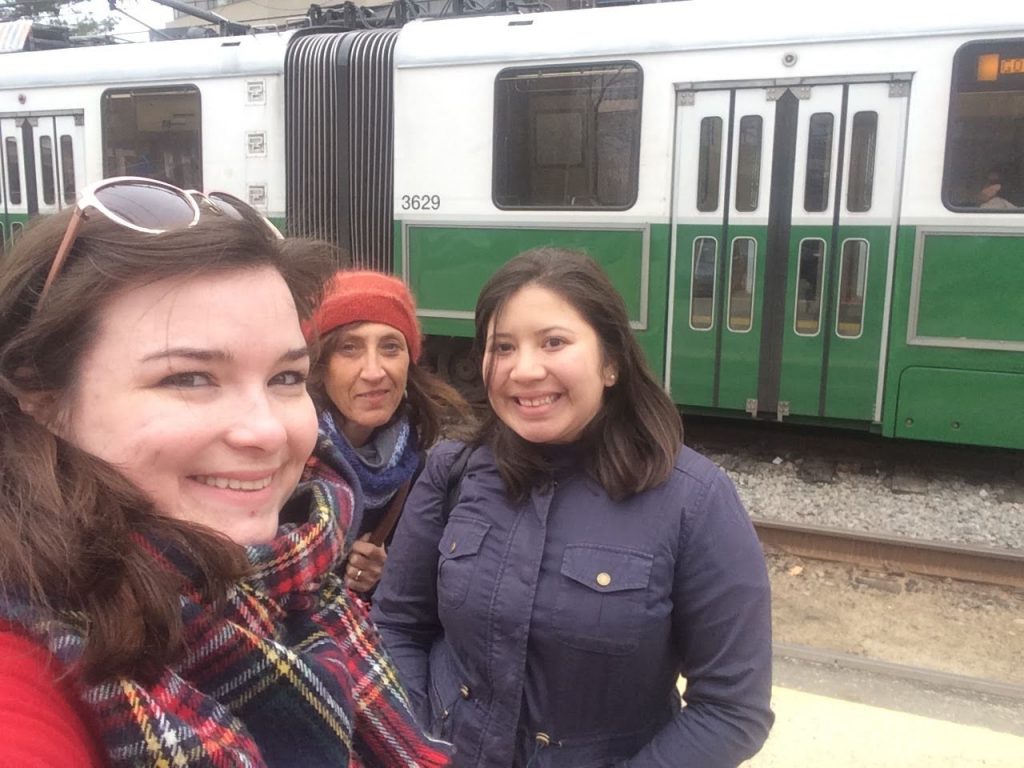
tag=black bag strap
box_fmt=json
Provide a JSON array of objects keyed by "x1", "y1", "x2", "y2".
[
  {"x1": 442, "y1": 443, "x2": 474, "y2": 524},
  {"x1": 367, "y1": 479, "x2": 413, "y2": 547}
]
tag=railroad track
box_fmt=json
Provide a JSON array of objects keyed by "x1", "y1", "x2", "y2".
[{"x1": 753, "y1": 518, "x2": 1024, "y2": 590}]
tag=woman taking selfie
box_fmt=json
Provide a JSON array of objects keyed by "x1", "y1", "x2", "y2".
[
  {"x1": 373, "y1": 249, "x2": 773, "y2": 767},
  {"x1": 0, "y1": 178, "x2": 450, "y2": 767},
  {"x1": 304, "y1": 270, "x2": 469, "y2": 596}
]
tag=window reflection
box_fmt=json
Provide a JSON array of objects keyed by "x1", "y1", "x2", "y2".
[
  {"x1": 735, "y1": 116, "x2": 762, "y2": 212},
  {"x1": 493, "y1": 62, "x2": 642, "y2": 209},
  {"x1": 944, "y1": 40, "x2": 1024, "y2": 211},
  {"x1": 804, "y1": 113, "x2": 834, "y2": 212},
  {"x1": 39, "y1": 136, "x2": 55, "y2": 206},
  {"x1": 847, "y1": 112, "x2": 877, "y2": 212},
  {"x1": 837, "y1": 240, "x2": 869, "y2": 338},
  {"x1": 795, "y1": 239, "x2": 826, "y2": 335},
  {"x1": 697, "y1": 117, "x2": 723, "y2": 212},
  {"x1": 690, "y1": 237, "x2": 717, "y2": 330},
  {"x1": 728, "y1": 238, "x2": 756, "y2": 332}
]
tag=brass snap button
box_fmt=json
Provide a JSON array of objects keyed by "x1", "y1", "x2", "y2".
[
  {"x1": 596, "y1": 572, "x2": 612, "y2": 587},
  {"x1": 450, "y1": 540, "x2": 457, "y2": 553}
]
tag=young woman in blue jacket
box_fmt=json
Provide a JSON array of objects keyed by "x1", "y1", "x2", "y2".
[{"x1": 373, "y1": 248, "x2": 774, "y2": 767}]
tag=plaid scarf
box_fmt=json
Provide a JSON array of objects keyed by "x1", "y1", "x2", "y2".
[{"x1": 5, "y1": 478, "x2": 450, "y2": 768}]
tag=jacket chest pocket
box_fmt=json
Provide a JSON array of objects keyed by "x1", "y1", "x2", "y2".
[
  {"x1": 437, "y1": 517, "x2": 490, "y2": 611},
  {"x1": 554, "y1": 545, "x2": 654, "y2": 655}
]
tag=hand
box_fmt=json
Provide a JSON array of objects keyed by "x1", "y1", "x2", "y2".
[
  {"x1": 345, "y1": 533, "x2": 387, "y2": 593},
  {"x1": 979, "y1": 182, "x2": 1002, "y2": 204}
]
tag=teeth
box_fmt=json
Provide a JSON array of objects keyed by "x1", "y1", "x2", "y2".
[
  {"x1": 517, "y1": 395, "x2": 557, "y2": 407},
  {"x1": 194, "y1": 475, "x2": 272, "y2": 491}
]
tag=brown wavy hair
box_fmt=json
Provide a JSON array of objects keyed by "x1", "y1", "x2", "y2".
[
  {"x1": 474, "y1": 248, "x2": 684, "y2": 503},
  {"x1": 0, "y1": 210, "x2": 337, "y2": 683}
]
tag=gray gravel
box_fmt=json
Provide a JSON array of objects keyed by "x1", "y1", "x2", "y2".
[{"x1": 695, "y1": 445, "x2": 1024, "y2": 552}]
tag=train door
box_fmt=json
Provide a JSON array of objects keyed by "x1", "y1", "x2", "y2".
[
  {"x1": 1, "y1": 116, "x2": 28, "y2": 247},
  {"x1": 668, "y1": 78, "x2": 909, "y2": 423},
  {"x1": 0, "y1": 112, "x2": 83, "y2": 248},
  {"x1": 32, "y1": 114, "x2": 83, "y2": 216}
]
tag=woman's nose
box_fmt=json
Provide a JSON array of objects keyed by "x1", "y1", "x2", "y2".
[
  {"x1": 225, "y1": 392, "x2": 289, "y2": 452},
  {"x1": 360, "y1": 351, "x2": 386, "y2": 380},
  {"x1": 509, "y1": 348, "x2": 544, "y2": 381}
]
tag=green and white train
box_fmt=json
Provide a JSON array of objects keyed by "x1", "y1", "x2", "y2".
[{"x1": 2, "y1": 0, "x2": 1023, "y2": 449}]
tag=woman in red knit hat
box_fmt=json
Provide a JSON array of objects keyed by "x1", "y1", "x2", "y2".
[{"x1": 304, "y1": 270, "x2": 470, "y2": 596}]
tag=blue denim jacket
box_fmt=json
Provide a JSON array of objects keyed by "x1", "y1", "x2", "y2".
[{"x1": 373, "y1": 442, "x2": 773, "y2": 768}]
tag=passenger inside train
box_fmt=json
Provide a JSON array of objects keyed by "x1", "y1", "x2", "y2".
[{"x1": 977, "y1": 168, "x2": 1018, "y2": 209}]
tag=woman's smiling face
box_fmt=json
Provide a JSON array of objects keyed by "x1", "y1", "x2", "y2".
[
  {"x1": 483, "y1": 284, "x2": 616, "y2": 445},
  {"x1": 63, "y1": 267, "x2": 317, "y2": 545},
  {"x1": 323, "y1": 322, "x2": 410, "y2": 448}
]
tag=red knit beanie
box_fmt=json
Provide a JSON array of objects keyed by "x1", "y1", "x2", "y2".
[{"x1": 306, "y1": 270, "x2": 422, "y2": 361}]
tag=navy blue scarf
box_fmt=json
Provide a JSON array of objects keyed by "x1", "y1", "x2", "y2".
[{"x1": 315, "y1": 409, "x2": 420, "y2": 526}]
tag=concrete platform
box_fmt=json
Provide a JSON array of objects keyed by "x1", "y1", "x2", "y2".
[{"x1": 741, "y1": 656, "x2": 1024, "y2": 767}]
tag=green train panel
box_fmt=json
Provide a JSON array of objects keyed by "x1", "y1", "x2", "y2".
[
  {"x1": 399, "y1": 222, "x2": 670, "y2": 376},
  {"x1": 883, "y1": 230, "x2": 1024, "y2": 449}
]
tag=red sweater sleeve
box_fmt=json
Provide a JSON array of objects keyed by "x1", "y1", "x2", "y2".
[{"x1": 0, "y1": 630, "x2": 106, "y2": 768}]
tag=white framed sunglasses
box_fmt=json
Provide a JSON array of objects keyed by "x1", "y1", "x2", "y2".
[{"x1": 38, "y1": 176, "x2": 283, "y2": 306}]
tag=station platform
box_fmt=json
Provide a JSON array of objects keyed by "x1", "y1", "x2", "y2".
[{"x1": 741, "y1": 655, "x2": 1024, "y2": 767}]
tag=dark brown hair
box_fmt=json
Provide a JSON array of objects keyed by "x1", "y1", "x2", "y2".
[
  {"x1": 309, "y1": 328, "x2": 472, "y2": 448},
  {"x1": 0, "y1": 209, "x2": 337, "y2": 683},
  {"x1": 474, "y1": 248, "x2": 683, "y2": 503}
]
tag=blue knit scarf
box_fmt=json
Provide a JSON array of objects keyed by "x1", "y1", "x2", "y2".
[{"x1": 318, "y1": 409, "x2": 420, "y2": 514}]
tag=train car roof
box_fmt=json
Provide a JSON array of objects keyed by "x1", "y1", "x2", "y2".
[
  {"x1": 395, "y1": 0, "x2": 1024, "y2": 68},
  {"x1": 0, "y1": 31, "x2": 294, "y2": 88}
]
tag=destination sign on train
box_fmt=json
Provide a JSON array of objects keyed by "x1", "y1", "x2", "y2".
[{"x1": 977, "y1": 53, "x2": 1024, "y2": 81}]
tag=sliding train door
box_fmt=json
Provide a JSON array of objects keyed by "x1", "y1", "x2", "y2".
[
  {"x1": 1, "y1": 112, "x2": 83, "y2": 249},
  {"x1": 668, "y1": 78, "x2": 909, "y2": 423}
]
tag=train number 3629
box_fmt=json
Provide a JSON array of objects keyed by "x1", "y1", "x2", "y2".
[{"x1": 400, "y1": 194, "x2": 441, "y2": 210}]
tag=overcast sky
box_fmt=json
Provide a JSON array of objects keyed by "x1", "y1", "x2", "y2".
[{"x1": 77, "y1": 0, "x2": 175, "y2": 42}]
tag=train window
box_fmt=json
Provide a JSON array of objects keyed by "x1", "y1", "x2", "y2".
[
  {"x1": 697, "y1": 117, "x2": 723, "y2": 212},
  {"x1": 60, "y1": 135, "x2": 76, "y2": 204},
  {"x1": 39, "y1": 136, "x2": 56, "y2": 206},
  {"x1": 493, "y1": 62, "x2": 641, "y2": 209},
  {"x1": 847, "y1": 112, "x2": 877, "y2": 212},
  {"x1": 943, "y1": 40, "x2": 1024, "y2": 211},
  {"x1": 794, "y1": 238, "x2": 826, "y2": 336},
  {"x1": 836, "y1": 239, "x2": 868, "y2": 338},
  {"x1": 727, "y1": 237, "x2": 756, "y2": 332},
  {"x1": 804, "y1": 113, "x2": 834, "y2": 212},
  {"x1": 689, "y1": 237, "x2": 717, "y2": 330},
  {"x1": 102, "y1": 86, "x2": 202, "y2": 190},
  {"x1": 5, "y1": 138, "x2": 22, "y2": 205},
  {"x1": 735, "y1": 116, "x2": 762, "y2": 212}
]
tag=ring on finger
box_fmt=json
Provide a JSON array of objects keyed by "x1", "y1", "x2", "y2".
[{"x1": 355, "y1": 569, "x2": 364, "y2": 581}]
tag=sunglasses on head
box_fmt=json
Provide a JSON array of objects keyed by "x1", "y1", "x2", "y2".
[{"x1": 38, "y1": 176, "x2": 284, "y2": 306}]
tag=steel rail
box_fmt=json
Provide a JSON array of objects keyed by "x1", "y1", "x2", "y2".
[{"x1": 752, "y1": 518, "x2": 1024, "y2": 589}]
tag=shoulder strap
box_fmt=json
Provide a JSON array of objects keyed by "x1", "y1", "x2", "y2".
[
  {"x1": 367, "y1": 480, "x2": 413, "y2": 547},
  {"x1": 442, "y1": 444, "x2": 474, "y2": 524}
]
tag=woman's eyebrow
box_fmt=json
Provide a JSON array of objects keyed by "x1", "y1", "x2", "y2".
[
  {"x1": 139, "y1": 347, "x2": 309, "y2": 363},
  {"x1": 140, "y1": 347, "x2": 232, "y2": 363}
]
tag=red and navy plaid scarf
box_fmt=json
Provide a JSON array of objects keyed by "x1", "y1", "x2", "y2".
[{"x1": 8, "y1": 477, "x2": 450, "y2": 767}]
